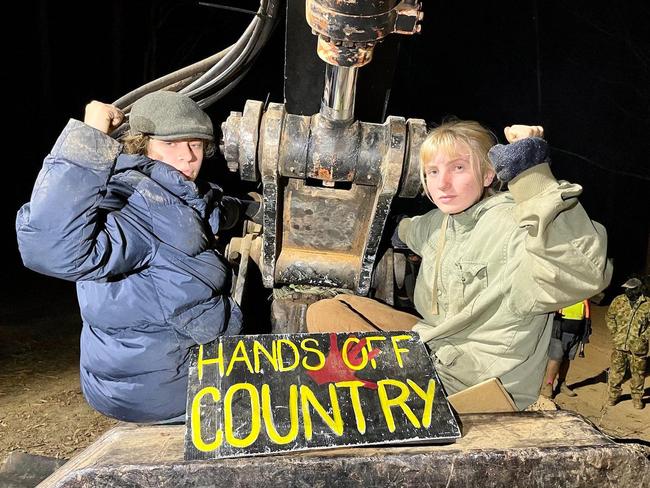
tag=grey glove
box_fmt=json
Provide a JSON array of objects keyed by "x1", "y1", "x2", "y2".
[{"x1": 488, "y1": 137, "x2": 549, "y2": 183}]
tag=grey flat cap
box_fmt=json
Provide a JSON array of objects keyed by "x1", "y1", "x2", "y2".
[
  {"x1": 622, "y1": 278, "x2": 642, "y2": 289},
  {"x1": 130, "y1": 91, "x2": 213, "y2": 141}
]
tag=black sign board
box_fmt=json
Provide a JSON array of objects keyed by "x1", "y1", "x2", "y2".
[{"x1": 184, "y1": 331, "x2": 460, "y2": 460}]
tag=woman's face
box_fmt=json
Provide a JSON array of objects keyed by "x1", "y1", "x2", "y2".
[
  {"x1": 424, "y1": 142, "x2": 495, "y2": 214},
  {"x1": 146, "y1": 138, "x2": 205, "y2": 181}
]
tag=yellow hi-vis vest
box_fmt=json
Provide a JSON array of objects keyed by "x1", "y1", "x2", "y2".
[{"x1": 559, "y1": 300, "x2": 589, "y2": 320}]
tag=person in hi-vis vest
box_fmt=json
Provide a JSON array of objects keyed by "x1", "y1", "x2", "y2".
[{"x1": 540, "y1": 299, "x2": 591, "y2": 398}]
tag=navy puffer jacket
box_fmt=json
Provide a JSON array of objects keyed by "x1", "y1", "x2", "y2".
[{"x1": 16, "y1": 120, "x2": 242, "y2": 422}]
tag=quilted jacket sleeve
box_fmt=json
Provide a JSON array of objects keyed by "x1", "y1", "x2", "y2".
[{"x1": 16, "y1": 119, "x2": 154, "y2": 281}]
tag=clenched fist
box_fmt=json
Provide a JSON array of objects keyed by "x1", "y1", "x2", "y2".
[
  {"x1": 84, "y1": 101, "x2": 124, "y2": 134},
  {"x1": 489, "y1": 124, "x2": 548, "y2": 183},
  {"x1": 504, "y1": 125, "x2": 544, "y2": 143}
]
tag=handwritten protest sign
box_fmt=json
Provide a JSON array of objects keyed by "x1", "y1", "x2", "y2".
[{"x1": 184, "y1": 331, "x2": 460, "y2": 459}]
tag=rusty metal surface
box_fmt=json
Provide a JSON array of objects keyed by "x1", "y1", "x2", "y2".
[
  {"x1": 220, "y1": 100, "x2": 263, "y2": 181},
  {"x1": 273, "y1": 112, "x2": 406, "y2": 295},
  {"x1": 306, "y1": 0, "x2": 419, "y2": 42},
  {"x1": 356, "y1": 116, "x2": 406, "y2": 296},
  {"x1": 276, "y1": 249, "x2": 358, "y2": 289},
  {"x1": 394, "y1": 1, "x2": 423, "y2": 35},
  {"x1": 306, "y1": 0, "x2": 423, "y2": 67},
  {"x1": 278, "y1": 113, "x2": 311, "y2": 179},
  {"x1": 281, "y1": 179, "x2": 371, "y2": 253},
  {"x1": 280, "y1": 113, "x2": 391, "y2": 186},
  {"x1": 270, "y1": 297, "x2": 314, "y2": 334},
  {"x1": 272, "y1": 171, "x2": 386, "y2": 292},
  {"x1": 315, "y1": 38, "x2": 374, "y2": 68},
  {"x1": 220, "y1": 110, "x2": 242, "y2": 173},
  {"x1": 259, "y1": 103, "x2": 285, "y2": 288},
  {"x1": 221, "y1": 99, "x2": 414, "y2": 295},
  {"x1": 355, "y1": 122, "x2": 387, "y2": 186},
  {"x1": 238, "y1": 100, "x2": 264, "y2": 181},
  {"x1": 371, "y1": 248, "x2": 395, "y2": 305},
  {"x1": 306, "y1": 115, "x2": 360, "y2": 182},
  {"x1": 399, "y1": 118, "x2": 427, "y2": 197}
]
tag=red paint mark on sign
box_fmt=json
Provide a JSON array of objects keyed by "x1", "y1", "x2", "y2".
[{"x1": 307, "y1": 334, "x2": 380, "y2": 389}]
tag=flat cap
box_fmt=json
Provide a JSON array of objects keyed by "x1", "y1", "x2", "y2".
[
  {"x1": 621, "y1": 277, "x2": 642, "y2": 289},
  {"x1": 130, "y1": 91, "x2": 213, "y2": 141}
]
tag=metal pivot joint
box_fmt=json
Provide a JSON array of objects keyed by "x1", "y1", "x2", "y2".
[{"x1": 221, "y1": 103, "x2": 425, "y2": 295}]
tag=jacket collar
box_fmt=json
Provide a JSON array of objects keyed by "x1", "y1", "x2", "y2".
[
  {"x1": 115, "y1": 154, "x2": 217, "y2": 217},
  {"x1": 449, "y1": 191, "x2": 513, "y2": 233},
  {"x1": 627, "y1": 294, "x2": 647, "y2": 307}
]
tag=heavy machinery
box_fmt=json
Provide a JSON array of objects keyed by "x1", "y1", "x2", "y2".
[
  {"x1": 220, "y1": 0, "x2": 426, "y2": 332},
  {"x1": 114, "y1": 0, "x2": 426, "y2": 333},
  {"x1": 33, "y1": 2, "x2": 649, "y2": 486}
]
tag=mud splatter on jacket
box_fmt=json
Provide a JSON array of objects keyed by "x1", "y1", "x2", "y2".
[{"x1": 16, "y1": 120, "x2": 242, "y2": 422}]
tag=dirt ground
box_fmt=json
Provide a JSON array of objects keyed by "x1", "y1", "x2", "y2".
[
  {"x1": 0, "y1": 280, "x2": 118, "y2": 460},
  {"x1": 0, "y1": 281, "x2": 648, "y2": 464}
]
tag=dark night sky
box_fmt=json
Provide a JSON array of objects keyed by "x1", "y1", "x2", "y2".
[{"x1": 4, "y1": 1, "x2": 649, "y2": 303}]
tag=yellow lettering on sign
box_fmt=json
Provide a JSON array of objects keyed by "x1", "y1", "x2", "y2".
[
  {"x1": 364, "y1": 336, "x2": 386, "y2": 368},
  {"x1": 198, "y1": 342, "x2": 224, "y2": 380},
  {"x1": 300, "y1": 338, "x2": 325, "y2": 371},
  {"x1": 377, "y1": 379, "x2": 421, "y2": 432},
  {"x1": 276, "y1": 339, "x2": 300, "y2": 371},
  {"x1": 226, "y1": 340, "x2": 255, "y2": 377},
  {"x1": 224, "y1": 383, "x2": 261, "y2": 448},
  {"x1": 300, "y1": 383, "x2": 344, "y2": 440},
  {"x1": 341, "y1": 337, "x2": 367, "y2": 371},
  {"x1": 191, "y1": 386, "x2": 223, "y2": 452},
  {"x1": 390, "y1": 335, "x2": 411, "y2": 368},
  {"x1": 407, "y1": 378, "x2": 436, "y2": 428},
  {"x1": 336, "y1": 380, "x2": 366, "y2": 434},
  {"x1": 261, "y1": 384, "x2": 299, "y2": 444},
  {"x1": 253, "y1": 340, "x2": 279, "y2": 372}
]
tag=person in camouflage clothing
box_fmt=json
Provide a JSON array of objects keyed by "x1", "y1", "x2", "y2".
[{"x1": 606, "y1": 277, "x2": 649, "y2": 410}]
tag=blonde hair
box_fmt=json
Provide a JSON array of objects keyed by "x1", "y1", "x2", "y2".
[
  {"x1": 419, "y1": 119, "x2": 498, "y2": 200},
  {"x1": 120, "y1": 131, "x2": 216, "y2": 158}
]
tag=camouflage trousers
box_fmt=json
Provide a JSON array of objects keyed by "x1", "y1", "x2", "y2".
[{"x1": 608, "y1": 349, "x2": 647, "y2": 399}]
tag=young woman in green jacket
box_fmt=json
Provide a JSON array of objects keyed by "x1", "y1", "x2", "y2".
[{"x1": 307, "y1": 120, "x2": 612, "y2": 410}]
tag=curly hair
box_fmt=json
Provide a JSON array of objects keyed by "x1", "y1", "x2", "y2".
[{"x1": 120, "y1": 131, "x2": 216, "y2": 158}]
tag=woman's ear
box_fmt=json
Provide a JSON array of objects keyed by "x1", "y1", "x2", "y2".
[{"x1": 483, "y1": 168, "x2": 496, "y2": 187}]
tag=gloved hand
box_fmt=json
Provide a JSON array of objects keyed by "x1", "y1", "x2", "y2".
[
  {"x1": 220, "y1": 193, "x2": 263, "y2": 230},
  {"x1": 488, "y1": 125, "x2": 548, "y2": 183},
  {"x1": 242, "y1": 192, "x2": 263, "y2": 224},
  {"x1": 390, "y1": 214, "x2": 409, "y2": 250}
]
